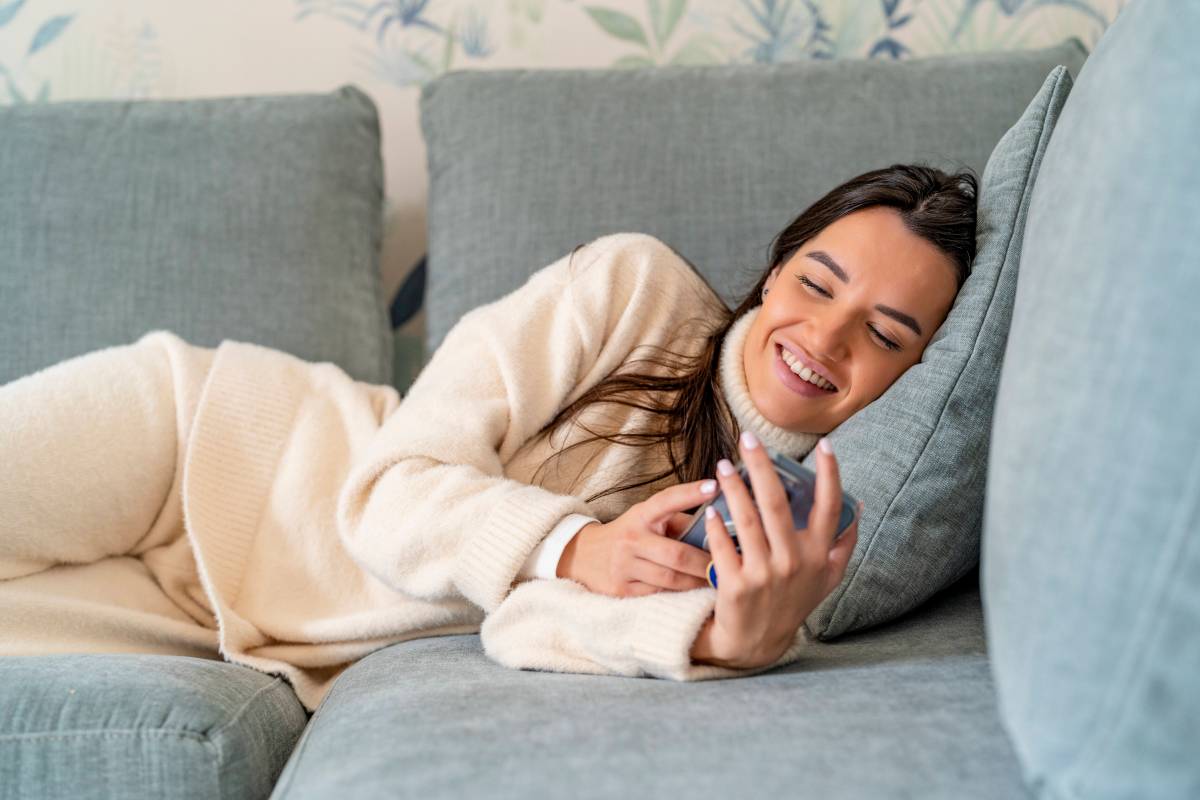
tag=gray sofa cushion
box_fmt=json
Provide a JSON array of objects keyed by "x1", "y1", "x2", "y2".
[
  {"x1": 0, "y1": 654, "x2": 309, "y2": 800},
  {"x1": 984, "y1": 1, "x2": 1200, "y2": 796},
  {"x1": 419, "y1": 39, "x2": 1086, "y2": 354},
  {"x1": 271, "y1": 572, "x2": 1029, "y2": 800},
  {"x1": 801, "y1": 66, "x2": 1075, "y2": 638},
  {"x1": 0, "y1": 85, "x2": 391, "y2": 387}
]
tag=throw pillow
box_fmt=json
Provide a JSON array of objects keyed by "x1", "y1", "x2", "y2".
[{"x1": 803, "y1": 65, "x2": 1075, "y2": 638}]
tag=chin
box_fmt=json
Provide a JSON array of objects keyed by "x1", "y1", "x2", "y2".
[{"x1": 761, "y1": 396, "x2": 812, "y2": 432}]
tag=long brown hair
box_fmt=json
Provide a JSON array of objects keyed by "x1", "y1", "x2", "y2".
[{"x1": 530, "y1": 163, "x2": 979, "y2": 504}]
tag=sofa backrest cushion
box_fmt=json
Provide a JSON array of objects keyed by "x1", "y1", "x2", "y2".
[
  {"x1": 0, "y1": 85, "x2": 391, "y2": 387},
  {"x1": 419, "y1": 40, "x2": 1086, "y2": 355},
  {"x1": 983, "y1": 1, "x2": 1200, "y2": 795}
]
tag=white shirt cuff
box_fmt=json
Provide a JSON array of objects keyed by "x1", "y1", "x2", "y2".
[{"x1": 518, "y1": 514, "x2": 599, "y2": 581}]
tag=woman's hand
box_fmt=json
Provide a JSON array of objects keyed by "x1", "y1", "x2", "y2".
[
  {"x1": 556, "y1": 479, "x2": 721, "y2": 597},
  {"x1": 690, "y1": 432, "x2": 860, "y2": 669}
]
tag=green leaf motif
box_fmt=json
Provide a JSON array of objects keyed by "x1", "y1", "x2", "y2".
[
  {"x1": 584, "y1": 6, "x2": 649, "y2": 49},
  {"x1": 6, "y1": 76, "x2": 25, "y2": 103},
  {"x1": 514, "y1": 0, "x2": 545, "y2": 24},
  {"x1": 649, "y1": 0, "x2": 686, "y2": 48},
  {"x1": 409, "y1": 50, "x2": 437, "y2": 76},
  {"x1": 440, "y1": 15, "x2": 455, "y2": 72},
  {"x1": 661, "y1": 0, "x2": 686, "y2": 44},
  {"x1": 668, "y1": 33, "x2": 721, "y2": 65},
  {"x1": 28, "y1": 14, "x2": 72, "y2": 56},
  {"x1": 613, "y1": 53, "x2": 655, "y2": 69},
  {"x1": 649, "y1": 0, "x2": 664, "y2": 46}
]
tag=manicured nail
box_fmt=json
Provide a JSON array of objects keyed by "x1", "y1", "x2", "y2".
[
  {"x1": 705, "y1": 506, "x2": 717, "y2": 520},
  {"x1": 700, "y1": 480, "x2": 717, "y2": 494},
  {"x1": 717, "y1": 459, "x2": 735, "y2": 476},
  {"x1": 740, "y1": 430, "x2": 759, "y2": 449},
  {"x1": 818, "y1": 437, "x2": 832, "y2": 454}
]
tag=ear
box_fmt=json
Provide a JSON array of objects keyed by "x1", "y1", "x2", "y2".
[{"x1": 765, "y1": 264, "x2": 782, "y2": 291}]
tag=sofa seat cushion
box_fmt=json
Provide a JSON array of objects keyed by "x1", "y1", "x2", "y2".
[
  {"x1": 270, "y1": 574, "x2": 1028, "y2": 800},
  {"x1": 0, "y1": 655, "x2": 309, "y2": 800}
]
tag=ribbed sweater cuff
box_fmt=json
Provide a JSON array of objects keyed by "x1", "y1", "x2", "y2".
[
  {"x1": 631, "y1": 588, "x2": 811, "y2": 680},
  {"x1": 457, "y1": 486, "x2": 593, "y2": 613},
  {"x1": 183, "y1": 346, "x2": 302, "y2": 621}
]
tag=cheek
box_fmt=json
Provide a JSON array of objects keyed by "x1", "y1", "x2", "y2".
[{"x1": 849, "y1": 354, "x2": 907, "y2": 406}]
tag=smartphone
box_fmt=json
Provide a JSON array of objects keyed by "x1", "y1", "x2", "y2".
[{"x1": 678, "y1": 445, "x2": 859, "y2": 555}]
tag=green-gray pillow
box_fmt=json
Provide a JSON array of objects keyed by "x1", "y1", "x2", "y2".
[
  {"x1": 802, "y1": 66, "x2": 1075, "y2": 638},
  {"x1": 0, "y1": 85, "x2": 391, "y2": 386}
]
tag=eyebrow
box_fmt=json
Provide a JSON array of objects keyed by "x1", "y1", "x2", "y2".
[{"x1": 803, "y1": 250, "x2": 924, "y2": 337}]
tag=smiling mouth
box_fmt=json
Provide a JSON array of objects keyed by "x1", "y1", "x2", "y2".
[{"x1": 776, "y1": 343, "x2": 838, "y2": 393}]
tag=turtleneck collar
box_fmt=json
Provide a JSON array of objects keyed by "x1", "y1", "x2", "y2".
[{"x1": 717, "y1": 304, "x2": 823, "y2": 460}]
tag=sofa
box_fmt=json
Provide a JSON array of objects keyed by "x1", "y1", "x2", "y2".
[{"x1": 1, "y1": 1, "x2": 1196, "y2": 798}]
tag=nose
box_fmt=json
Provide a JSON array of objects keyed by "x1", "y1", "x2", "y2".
[{"x1": 806, "y1": 310, "x2": 851, "y2": 363}]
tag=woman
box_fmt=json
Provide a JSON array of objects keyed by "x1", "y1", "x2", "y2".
[{"x1": 0, "y1": 163, "x2": 977, "y2": 712}]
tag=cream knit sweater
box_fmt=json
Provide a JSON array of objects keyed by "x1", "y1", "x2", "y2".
[{"x1": 9, "y1": 232, "x2": 826, "y2": 712}]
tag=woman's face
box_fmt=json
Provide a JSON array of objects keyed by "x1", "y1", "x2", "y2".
[{"x1": 745, "y1": 206, "x2": 961, "y2": 434}]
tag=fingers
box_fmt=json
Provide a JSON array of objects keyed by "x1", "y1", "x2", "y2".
[
  {"x1": 704, "y1": 503, "x2": 740, "y2": 591},
  {"x1": 663, "y1": 511, "x2": 698, "y2": 541},
  {"x1": 809, "y1": 438, "x2": 844, "y2": 553},
  {"x1": 628, "y1": 556, "x2": 710, "y2": 591},
  {"x1": 823, "y1": 513, "x2": 859, "y2": 596},
  {"x1": 715, "y1": 452, "x2": 769, "y2": 570},
  {"x1": 636, "y1": 532, "x2": 712, "y2": 579},
  {"x1": 735, "y1": 432, "x2": 796, "y2": 557},
  {"x1": 642, "y1": 479, "x2": 720, "y2": 532},
  {"x1": 624, "y1": 580, "x2": 660, "y2": 598}
]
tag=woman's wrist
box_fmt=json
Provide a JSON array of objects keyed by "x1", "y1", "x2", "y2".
[
  {"x1": 556, "y1": 521, "x2": 600, "y2": 580},
  {"x1": 690, "y1": 614, "x2": 727, "y2": 666}
]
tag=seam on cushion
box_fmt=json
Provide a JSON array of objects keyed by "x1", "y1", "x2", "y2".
[
  {"x1": 266, "y1": 687, "x2": 329, "y2": 797},
  {"x1": 205, "y1": 677, "x2": 289, "y2": 741},
  {"x1": 203, "y1": 677, "x2": 293, "y2": 799},
  {"x1": 1070, "y1": 445, "x2": 1200, "y2": 794},
  {"x1": 823, "y1": 66, "x2": 1070, "y2": 635}
]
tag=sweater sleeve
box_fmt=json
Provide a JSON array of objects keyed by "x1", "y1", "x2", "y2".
[
  {"x1": 335, "y1": 232, "x2": 715, "y2": 614},
  {"x1": 479, "y1": 578, "x2": 812, "y2": 680},
  {"x1": 517, "y1": 514, "x2": 599, "y2": 581}
]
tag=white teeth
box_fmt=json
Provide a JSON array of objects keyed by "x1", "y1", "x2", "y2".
[{"x1": 780, "y1": 347, "x2": 833, "y2": 390}]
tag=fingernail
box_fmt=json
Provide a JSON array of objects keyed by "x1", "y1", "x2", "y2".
[
  {"x1": 700, "y1": 480, "x2": 717, "y2": 494},
  {"x1": 705, "y1": 506, "x2": 717, "y2": 520},
  {"x1": 717, "y1": 459, "x2": 734, "y2": 476},
  {"x1": 818, "y1": 437, "x2": 832, "y2": 455},
  {"x1": 740, "y1": 430, "x2": 759, "y2": 449}
]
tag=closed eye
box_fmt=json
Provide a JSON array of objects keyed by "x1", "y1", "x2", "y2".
[{"x1": 796, "y1": 274, "x2": 902, "y2": 352}]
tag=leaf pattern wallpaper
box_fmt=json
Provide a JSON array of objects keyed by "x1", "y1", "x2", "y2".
[{"x1": 0, "y1": 0, "x2": 1128, "y2": 364}]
